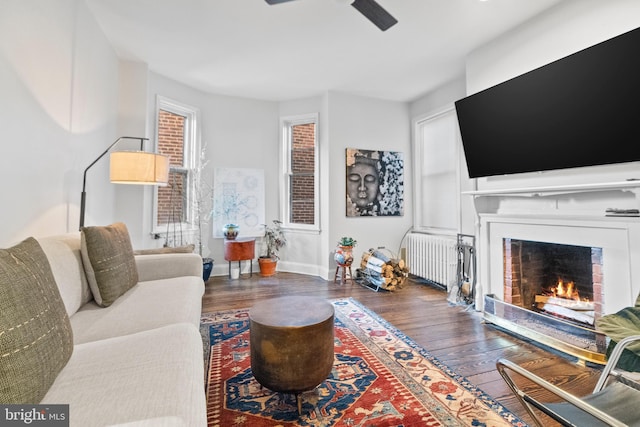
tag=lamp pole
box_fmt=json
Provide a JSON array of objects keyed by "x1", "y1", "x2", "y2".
[{"x1": 79, "y1": 136, "x2": 147, "y2": 230}]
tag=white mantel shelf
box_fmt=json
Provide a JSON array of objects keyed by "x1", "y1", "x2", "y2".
[{"x1": 462, "y1": 180, "x2": 640, "y2": 197}]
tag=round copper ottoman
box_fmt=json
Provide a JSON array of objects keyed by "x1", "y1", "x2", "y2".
[{"x1": 249, "y1": 296, "x2": 334, "y2": 414}]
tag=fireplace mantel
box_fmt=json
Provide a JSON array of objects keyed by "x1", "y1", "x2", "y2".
[
  {"x1": 463, "y1": 176, "x2": 640, "y2": 361},
  {"x1": 464, "y1": 179, "x2": 640, "y2": 222},
  {"x1": 463, "y1": 180, "x2": 640, "y2": 198}
]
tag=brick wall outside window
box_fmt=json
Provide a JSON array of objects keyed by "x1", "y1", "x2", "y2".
[
  {"x1": 290, "y1": 123, "x2": 315, "y2": 224},
  {"x1": 157, "y1": 109, "x2": 185, "y2": 225}
]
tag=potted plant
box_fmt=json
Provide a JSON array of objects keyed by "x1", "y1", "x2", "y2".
[
  {"x1": 335, "y1": 237, "x2": 357, "y2": 266},
  {"x1": 338, "y1": 236, "x2": 357, "y2": 248},
  {"x1": 258, "y1": 220, "x2": 286, "y2": 276}
]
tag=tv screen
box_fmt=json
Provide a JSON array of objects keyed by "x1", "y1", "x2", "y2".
[{"x1": 455, "y1": 27, "x2": 640, "y2": 179}]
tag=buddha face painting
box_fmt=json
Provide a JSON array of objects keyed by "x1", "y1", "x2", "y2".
[
  {"x1": 347, "y1": 160, "x2": 379, "y2": 209},
  {"x1": 346, "y1": 148, "x2": 404, "y2": 217}
]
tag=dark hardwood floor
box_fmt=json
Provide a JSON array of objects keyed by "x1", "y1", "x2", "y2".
[{"x1": 202, "y1": 271, "x2": 603, "y2": 426}]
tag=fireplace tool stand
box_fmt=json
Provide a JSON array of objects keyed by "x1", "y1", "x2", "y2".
[{"x1": 450, "y1": 234, "x2": 476, "y2": 306}]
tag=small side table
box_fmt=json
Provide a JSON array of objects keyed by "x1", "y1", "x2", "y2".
[
  {"x1": 334, "y1": 263, "x2": 353, "y2": 285},
  {"x1": 249, "y1": 296, "x2": 334, "y2": 415},
  {"x1": 224, "y1": 238, "x2": 255, "y2": 279}
]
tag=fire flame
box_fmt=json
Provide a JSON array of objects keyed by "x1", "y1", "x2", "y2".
[{"x1": 552, "y1": 280, "x2": 581, "y2": 301}]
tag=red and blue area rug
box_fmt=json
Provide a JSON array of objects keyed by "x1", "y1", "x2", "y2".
[{"x1": 200, "y1": 298, "x2": 527, "y2": 427}]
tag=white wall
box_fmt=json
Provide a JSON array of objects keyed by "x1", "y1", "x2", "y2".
[
  {"x1": 327, "y1": 92, "x2": 412, "y2": 274},
  {"x1": 0, "y1": 0, "x2": 120, "y2": 246},
  {"x1": 464, "y1": 0, "x2": 640, "y2": 309},
  {"x1": 466, "y1": 0, "x2": 640, "y2": 192},
  {"x1": 114, "y1": 61, "x2": 153, "y2": 248},
  {"x1": 410, "y1": 1, "x2": 640, "y2": 237},
  {"x1": 145, "y1": 72, "x2": 279, "y2": 276},
  {"x1": 140, "y1": 82, "x2": 413, "y2": 279},
  {"x1": 277, "y1": 92, "x2": 412, "y2": 279},
  {"x1": 410, "y1": 78, "x2": 465, "y2": 119}
]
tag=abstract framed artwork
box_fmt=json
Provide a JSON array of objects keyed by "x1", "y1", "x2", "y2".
[
  {"x1": 212, "y1": 168, "x2": 265, "y2": 238},
  {"x1": 346, "y1": 148, "x2": 404, "y2": 217}
]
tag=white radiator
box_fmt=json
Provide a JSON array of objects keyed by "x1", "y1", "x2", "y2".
[{"x1": 406, "y1": 233, "x2": 458, "y2": 290}]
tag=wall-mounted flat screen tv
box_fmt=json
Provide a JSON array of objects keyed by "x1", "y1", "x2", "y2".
[{"x1": 455, "y1": 26, "x2": 640, "y2": 179}]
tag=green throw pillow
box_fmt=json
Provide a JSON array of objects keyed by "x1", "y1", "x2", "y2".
[
  {"x1": 0, "y1": 237, "x2": 74, "y2": 403},
  {"x1": 81, "y1": 222, "x2": 138, "y2": 307}
]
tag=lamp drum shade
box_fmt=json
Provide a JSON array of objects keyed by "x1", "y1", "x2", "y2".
[{"x1": 110, "y1": 151, "x2": 169, "y2": 185}]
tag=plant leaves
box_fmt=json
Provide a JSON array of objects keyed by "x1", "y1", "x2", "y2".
[{"x1": 596, "y1": 306, "x2": 640, "y2": 354}]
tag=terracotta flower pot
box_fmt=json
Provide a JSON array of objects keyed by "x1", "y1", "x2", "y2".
[{"x1": 258, "y1": 257, "x2": 278, "y2": 276}]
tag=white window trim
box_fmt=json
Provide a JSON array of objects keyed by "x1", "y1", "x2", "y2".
[
  {"x1": 152, "y1": 95, "x2": 201, "y2": 235},
  {"x1": 279, "y1": 113, "x2": 320, "y2": 232},
  {"x1": 412, "y1": 105, "x2": 462, "y2": 234}
]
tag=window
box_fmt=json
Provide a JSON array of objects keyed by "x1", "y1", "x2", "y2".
[
  {"x1": 413, "y1": 107, "x2": 460, "y2": 232},
  {"x1": 281, "y1": 113, "x2": 319, "y2": 230},
  {"x1": 154, "y1": 96, "x2": 200, "y2": 239}
]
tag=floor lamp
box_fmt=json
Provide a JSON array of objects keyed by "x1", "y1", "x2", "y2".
[{"x1": 79, "y1": 136, "x2": 169, "y2": 230}]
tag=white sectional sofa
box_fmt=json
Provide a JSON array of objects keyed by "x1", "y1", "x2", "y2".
[{"x1": 0, "y1": 224, "x2": 207, "y2": 427}]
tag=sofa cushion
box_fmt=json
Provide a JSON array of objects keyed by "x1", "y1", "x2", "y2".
[
  {"x1": 81, "y1": 222, "x2": 138, "y2": 307},
  {"x1": 135, "y1": 252, "x2": 203, "y2": 282},
  {"x1": 0, "y1": 237, "x2": 74, "y2": 403},
  {"x1": 70, "y1": 276, "x2": 204, "y2": 344},
  {"x1": 41, "y1": 324, "x2": 207, "y2": 427},
  {"x1": 133, "y1": 244, "x2": 194, "y2": 255},
  {"x1": 37, "y1": 233, "x2": 93, "y2": 317}
]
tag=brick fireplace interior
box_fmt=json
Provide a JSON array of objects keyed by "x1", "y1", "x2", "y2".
[{"x1": 503, "y1": 238, "x2": 603, "y2": 329}]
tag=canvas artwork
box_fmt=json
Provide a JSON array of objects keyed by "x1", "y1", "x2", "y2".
[
  {"x1": 212, "y1": 168, "x2": 265, "y2": 238},
  {"x1": 346, "y1": 148, "x2": 404, "y2": 217}
]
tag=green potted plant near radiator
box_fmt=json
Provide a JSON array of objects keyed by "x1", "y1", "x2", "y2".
[{"x1": 258, "y1": 220, "x2": 286, "y2": 276}]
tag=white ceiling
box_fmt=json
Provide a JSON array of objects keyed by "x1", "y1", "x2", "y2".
[{"x1": 84, "y1": 0, "x2": 565, "y2": 102}]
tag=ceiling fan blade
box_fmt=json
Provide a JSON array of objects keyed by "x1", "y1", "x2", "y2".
[
  {"x1": 265, "y1": 0, "x2": 297, "y2": 4},
  {"x1": 351, "y1": 0, "x2": 397, "y2": 31}
]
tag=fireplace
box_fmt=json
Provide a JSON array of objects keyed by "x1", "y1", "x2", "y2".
[
  {"x1": 476, "y1": 211, "x2": 640, "y2": 365},
  {"x1": 503, "y1": 239, "x2": 603, "y2": 328},
  {"x1": 480, "y1": 238, "x2": 608, "y2": 363},
  {"x1": 465, "y1": 180, "x2": 640, "y2": 364}
]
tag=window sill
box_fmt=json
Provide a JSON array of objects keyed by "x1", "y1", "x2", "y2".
[{"x1": 282, "y1": 225, "x2": 321, "y2": 235}]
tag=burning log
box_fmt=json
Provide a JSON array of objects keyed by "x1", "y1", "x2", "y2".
[
  {"x1": 541, "y1": 304, "x2": 595, "y2": 326},
  {"x1": 534, "y1": 279, "x2": 597, "y2": 325},
  {"x1": 534, "y1": 295, "x2": 595, "y2": 311}
]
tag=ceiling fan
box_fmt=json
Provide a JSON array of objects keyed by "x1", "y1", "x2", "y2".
[{"x1": 265, "y1": 0, "x2": 398, "y2": 32}]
